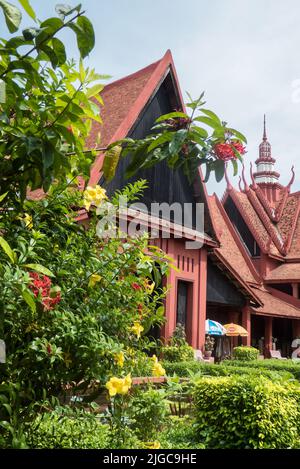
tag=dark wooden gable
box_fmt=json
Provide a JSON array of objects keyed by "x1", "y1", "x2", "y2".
[
  {"x1": 101, "y1": 72, "x2": 204, "y2": 231},
  {"x1": 207, "y1": 259, "x2": 245, "y2": 307},
  {"x1": 224, "y1": 195, "x2": 261, "y2": 257}
]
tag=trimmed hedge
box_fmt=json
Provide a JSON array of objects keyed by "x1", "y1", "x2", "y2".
[
  {"x1": 161, "y1": 344, "x2": 194, "y2": 362},
  {"x1": 194, "y1": 375, "x2": 300, "y2": 448},
  {"x1": 25, "y1": 411, "x2": 108, "y2": 449},
  {"x1": 223, "y1": 359, "x2": 300, "y2": 380},
  {"x1": 233, "y1": 346, "x2": 259, "y2": 361},
  {"x1": 163, "y1": 361, "x2": 295, "y2": 381}
]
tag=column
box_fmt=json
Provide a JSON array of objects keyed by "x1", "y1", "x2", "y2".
[
  {"x1": 242, "y1": 303, "x2": 251, "y2": 346},
  {"x1": 197, "y1": 248, "x2": 207, "y2": 351},
  {"x1": 292, "y1": 319, "x2": 300, "y2": 339},
  {"x1": 292, "y1": 283, "x2": 299, "y2": 299},
  {"x1": 229, "y1": 311, "x2": 239, "y2": 348},
  {"x1": 161, "y1": 239, "x2": 177, "y2": 342},
  {"x1": 264, "y1": 317, "x2": 273, "y2": 357}
]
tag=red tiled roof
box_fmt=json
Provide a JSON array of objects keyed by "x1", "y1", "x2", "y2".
[
  {"x1": 208, "y1": 194, "x2": 261, "y2": 288},
  {"x1": 88, "y1": 49, "x2": 185, "y2": 185},
  {"x1": 225, "y1": 189, "x2": 279, "y2": 255},
  {"x1": 251, "y1": 286, "x2": 300, "y2": 318},
  {"x1": 86, "y1": 60, "x2": 159, "y2": 151},
  {"x1": 288, "y1": 214, "x2": 300, "y2": 258},
  {"x1": 265, "y1": 263, "x2": 300, "y2": 281}
]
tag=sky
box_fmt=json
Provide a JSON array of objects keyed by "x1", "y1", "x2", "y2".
[{"x1": 1, "y1": 0, "x2": 300, "y2": 195}]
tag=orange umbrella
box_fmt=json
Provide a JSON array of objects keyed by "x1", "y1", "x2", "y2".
[{"x1": 224, "y1": 323, "x2": 248, "y2": 337}]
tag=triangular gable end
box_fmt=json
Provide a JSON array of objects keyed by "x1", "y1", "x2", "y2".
[{"x1": 88, "y1": 50, "x2": 216, "y2": 240}]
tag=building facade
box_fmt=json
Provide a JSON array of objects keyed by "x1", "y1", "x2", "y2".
[{"x1": 86, "y1": 50, "x2": 300, "y2": 356}]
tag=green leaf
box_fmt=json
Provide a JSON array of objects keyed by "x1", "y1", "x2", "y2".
[
  {"x1": 194, "y1": 116, "x2": 222, "y2": 130},
  {"x1": 169, "y1": 129, "x2": 187, "y2": 156},
  {"x1": 103, "y1": 145, "x2": 122, "y2": 182},
  {"x1": 201, "y1": 109, "x2": 222, "y2": 125},
  {"x1": 69, "y1": 16, "x2": 95, "y2": 58},
  {"x1": 214, "y1": 159, "x2": 225, "y2": 182},
  {"x1": 22, "y1": 290, "x2": 36, "y2": 314},
  {"x1": 22, "y1": 27, "x2": 39, "y2": 40},
  {"x1": 55, "y1": 3, "x2": 81, "y2": 19},
  {"x1": 0, "y1": 236, "x2": 17, "y2": 263},
  {"x1": 147, "y1": 132, "x2": 173, "y2": 153},
  {"x1": 23, "y1": 264, "x2": 55, "y2": 277},
  {"x1": 0, "y1": 80, "x2": 5, "y2": 103},
  {"x1": 227, "y1": 128, "x2": 247, "y2": 144},
  {"x1": 0, "y1": 191, "x2": 8, "y2": 203},
  {"x1": 155, "y1": 111, "x2": 188, "y2": 123},
  {"x1": 51, "y1": 38, "x2": 66, "y2": 65},
  {"x1": 86, "y1": 83, "x2": 104, "y2": 99},
  {"x1": 204, "y1": 165, "x2": 211, "y2": 183},
  {"x1": 231, "y1": 158, "x2": 238, "y2": 176},
  {"x1": 0, "y1": 0, "x2": 22, "y2": 33},
  {"x1": 18, "y1": 0, "x2": 36, "y2": 20}
]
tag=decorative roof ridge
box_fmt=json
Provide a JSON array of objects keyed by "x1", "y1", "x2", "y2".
[
  {"x1": 89, "y1": 50, "x2": 184, "y2": 185},
  {"x1": 228, "y1": 189, "x2": 270, "y2": 254},
  {"x1": 274, "y1": 187, "x2": 289, "y2": 222},
  {"x1": 283, "y1": 196, "x2": 300, "y2": 253},
  {"x1": 214, "y1": 194, "x2": 262, "y2": 283},
  {"x1": 254, "y1": 185, "x2": 277, "y2": 221},
  {"x1": 246, "y1": 188, "x2": 286, "y2": 254}
]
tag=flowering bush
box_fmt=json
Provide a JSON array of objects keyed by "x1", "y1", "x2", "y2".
[{"x1": 0, "y1": 182, "x2": 170, "y2": 447}]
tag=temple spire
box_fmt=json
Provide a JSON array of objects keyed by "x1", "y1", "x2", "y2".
[
  {"x1": 253, "y1": 115, "x2": 279, "y2": 185},
  {"x1": 263, "y1": 114, "x2": 267, "y2": 141}
]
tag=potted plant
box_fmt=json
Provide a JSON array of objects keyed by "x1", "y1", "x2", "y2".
[{"x1": 204, "y1": 335, "x2": 215, "y2": 358}]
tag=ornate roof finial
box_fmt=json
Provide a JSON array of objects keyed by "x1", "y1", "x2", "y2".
[
  {"x1": 224, "y1": 163, "x2": 233, "y2": 191},
  {"x1": 242, "y1": 164, "x2": 249, "y2": 192},
  {"x1": 287, "y1": 166, "x2": 295, "y2": 191},
  {"x1": 263, "y1": 114, "x2": 267, "y2": 141},
  {"x1": 250, "y1": 162, "x2": 258, "y2": 190},
  {"x1": 238, "y1": 176, "x2": 243, "y2": 192}
]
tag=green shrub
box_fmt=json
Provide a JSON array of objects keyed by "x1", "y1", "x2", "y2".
[
  {"x1": 194, "y1": 375, "x2": 300, "y2": 449},
  {"x1": 159, "y1": 416, "x2": 205, "y2": 449},
  {"x1": 128, "y1": 388, "x2": 168, "y2": 441},
  {"x1": 224, "y1": 359, "x2": 300, "y2": 380},
  {"x1": 25, "y1": 408, "x2": 108, "y2": 449},
  {"x1": 233, "y1": 346, "x2": 259, "y2": 361},
  {"x1": 163, "y1": 361, "x2": 294, "y2": 381},
  {"x1": 161, "y1": 324, "x2": 195, "y2": 362},
  {"x1": 161, "y1": 345, "x2": 194, "y2": 362}
]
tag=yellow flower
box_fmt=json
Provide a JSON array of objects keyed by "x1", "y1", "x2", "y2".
[
  {"x1": 152, "y1": 361, "x2": 165, "y2": 377},
  {"x1": 105, "y1": 374, "x2": 132, "y2": 397},
  {"x1": 131, "y1": 321, "x2": 144, "y2": 339},
  {"x1": 19, "y1": 213, "x2": 33, "y2": 229},
  {"x1": 145, "y1": 281, "x2": 155, "y2": 294},
  {"x1": 151, "y1": 354, "x2": 158, "y2": 362},
  {"x1": 115, "y1": 351, "x2": 125, "y2": 368},
  {"x1": 144, "y1": 441, "x2": 161, "y2": 449},
  {"x1": 83, "y1": 185, "x2": 107, "y2": 211},
  {"x1": 88, "y1": 273, "x2": 102, "y2": 288}
]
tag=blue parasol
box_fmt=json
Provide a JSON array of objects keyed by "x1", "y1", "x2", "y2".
[{"x1": 205, "y1": 319, "x2": 226, "y2": 336}]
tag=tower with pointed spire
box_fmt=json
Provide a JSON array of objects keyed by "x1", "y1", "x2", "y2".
[{"x1": 253, "y1": 115, "x2": 281, "y2": 204}]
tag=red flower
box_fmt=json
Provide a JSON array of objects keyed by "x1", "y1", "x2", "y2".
[
  {"x1": 232, "y1": 141, "x2": 246, "y2": 155},
  {"x1": 28, "y1": 272, "x2": 61, "y2": 310},
  {"x1": 138, "y1": 303, "x2": 143, "y2": 316},
  {"x1": 132, "y1": 283, "x2": 141, "y2": 291},
  {"x1": 46, "y1": 344, "x2": 52, "y2": 354},
  {"x1": 213, "y1": 143, "x2": 235, "y2": 161}
]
